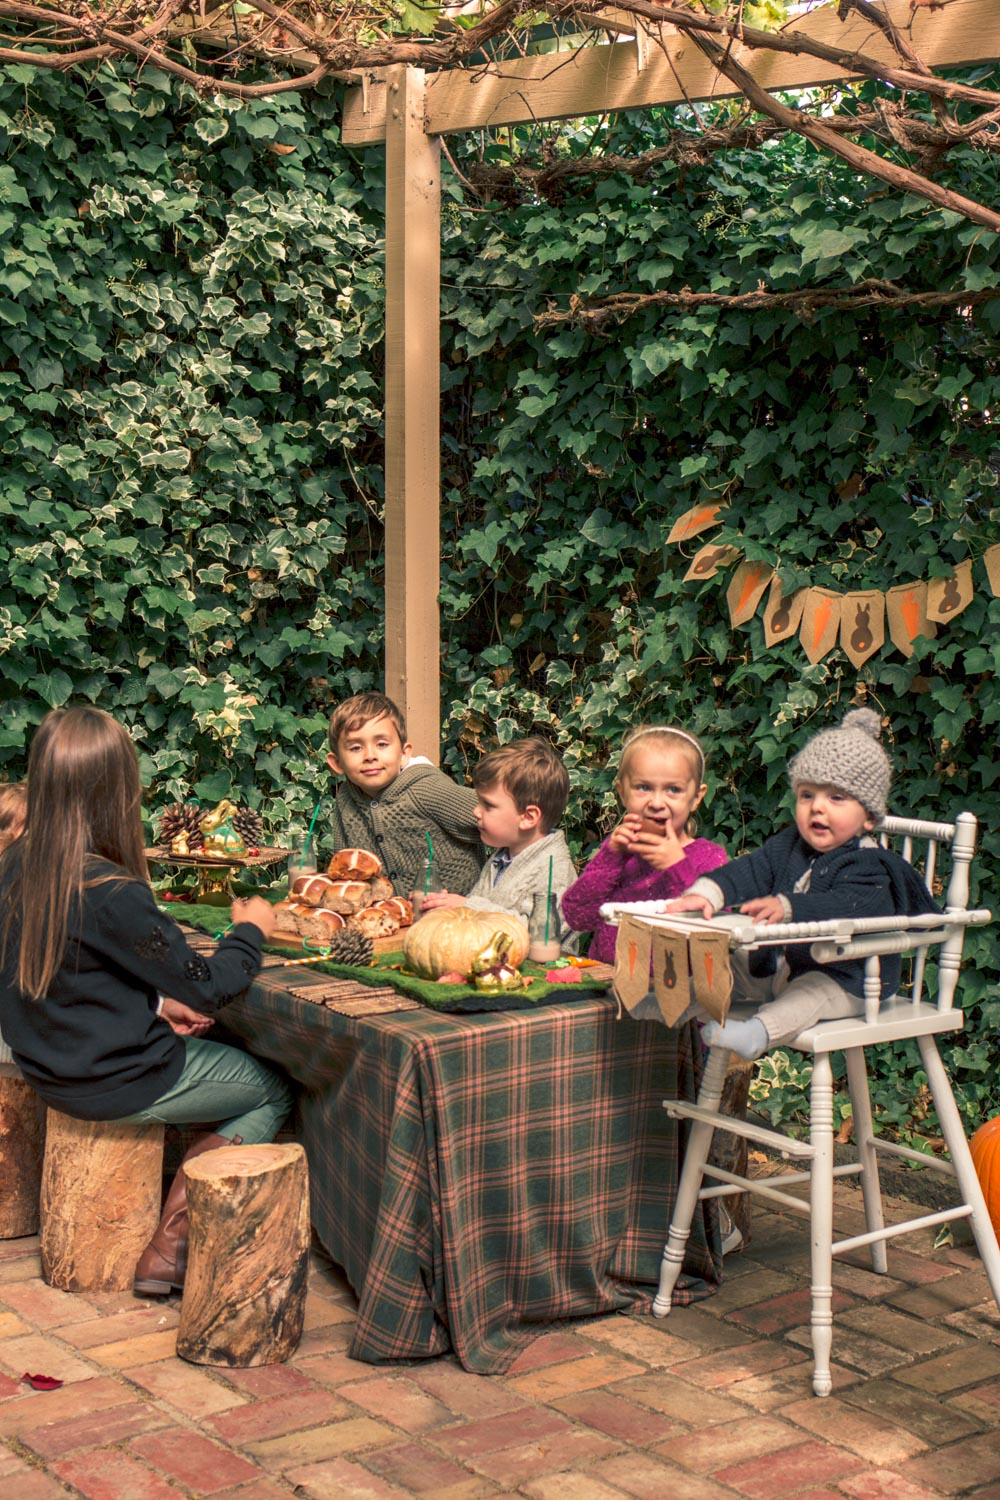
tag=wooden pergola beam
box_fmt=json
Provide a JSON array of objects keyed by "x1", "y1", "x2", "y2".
[
  {"x1": 383, "y1": 65, "x2": 442, "y2": 761},
  {"x1": 343, "y1": 0, "x2": 998, "y2": 145}
]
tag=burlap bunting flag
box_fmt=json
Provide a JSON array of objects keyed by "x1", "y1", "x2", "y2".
[
  {"x1": 799, "y1": 587, "x2": 842, "y2": 664},
  {"x1": 927, "y1": 561, "x2": 974, "y2": 624},
  {"x1": 684, "y1": 543, "x2": 740, "y2": 582},
  {"x1": 666, "y1": 502, "x2": 725, "y2": 544},
  {"x1": 727, "y1": 560, "x2": 773, "y2": 628},
  {"x1": 840, "y1": 590, "x2": 885, "y2": 669},
  {"x1": 886, "y1": 580, "x2": 936, "y2": 657},
  {"x1": 613, "y1": 919, "x2": 733, "y2": 1026},
  {"x1": 763, "y1": 578, "x2": 806, "y2": 647}
]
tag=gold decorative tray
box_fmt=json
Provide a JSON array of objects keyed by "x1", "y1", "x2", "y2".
[{"x1": 145, "y1": 846, "x2": 291, "y2": 904}]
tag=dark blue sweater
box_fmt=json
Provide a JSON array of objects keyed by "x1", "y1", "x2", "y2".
[
  {"x1": 0, "y1": 855, "x2": 262, "y2": 1120},
  {"x1": 703, "y1": 825, "x2": 938, "y2": 998}
]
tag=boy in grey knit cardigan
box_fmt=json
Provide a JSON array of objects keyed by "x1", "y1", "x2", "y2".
[{"x1": 422, "y1": 738, "x2": 579, "y2": 952}]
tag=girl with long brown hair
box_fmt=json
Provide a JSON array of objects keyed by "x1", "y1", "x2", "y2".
[{"x1": 0, "y1": 706, "x2": 291, "y2": 1296}]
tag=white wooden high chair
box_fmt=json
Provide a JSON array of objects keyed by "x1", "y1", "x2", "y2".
[{"x1": 603, "y1": 811, "x2": 999, "y2": 1397}]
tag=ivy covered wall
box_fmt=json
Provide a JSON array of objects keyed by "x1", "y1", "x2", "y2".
[{"x1": 1, "y1": 67, "x2": 997, "y2": 1124}]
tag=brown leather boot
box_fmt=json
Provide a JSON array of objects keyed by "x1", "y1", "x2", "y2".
[{"x1": 133, "y1": 1132, "x2": 241, "y2": 1296}]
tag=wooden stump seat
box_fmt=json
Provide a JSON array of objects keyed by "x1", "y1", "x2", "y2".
[
  {"x1": 177, "y1": 1142, "x2": 309, "y2": 1368},
  {"x1": 0, "y1": 1068, "x2": 47, "y2": 1239},
  {"x1": 40, "y1": 1110, "x2": 165, "y2": 1291}
]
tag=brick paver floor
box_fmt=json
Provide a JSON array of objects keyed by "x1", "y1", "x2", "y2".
[{"x1": 1, "y1": 1180, "x2": 997, "y2": 1499}]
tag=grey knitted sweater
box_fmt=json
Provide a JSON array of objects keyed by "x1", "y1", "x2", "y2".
[
  {"x1": 463, "y1": 830, "x2": 580, "y2": 954},
  {"x1": 328, "y1": 764, "x2": 486, "y2": 898}
]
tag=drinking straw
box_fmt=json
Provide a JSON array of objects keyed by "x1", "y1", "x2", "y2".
[
  {"x1": 545, "y1": 856, "x2": 554, "y2": 943},
  {"x1": 423, "y1": 832, "x2": 434, "y2": 895},
  {"x1": 305, "y1": 798, "x2": 322, "y2": 846}
]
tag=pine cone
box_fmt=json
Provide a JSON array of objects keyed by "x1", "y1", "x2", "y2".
[
  {"x1": 231, "y1": 806, "x2": 265, "y2": 847},
  {"x1": 156, "y1": 802, "x2": 204, "y2": 851},
  {"x1": 322, "y1": 929, "x2": 375, "y2": 968}
]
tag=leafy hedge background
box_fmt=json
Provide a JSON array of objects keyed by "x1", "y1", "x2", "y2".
[{"x1": 1, "y1": 65, "x2": 997, "y2": 1132}]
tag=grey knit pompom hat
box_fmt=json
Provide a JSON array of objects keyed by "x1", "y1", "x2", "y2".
[{"x1": 788, "y1": 707, "x2": 891, "y2": 820}]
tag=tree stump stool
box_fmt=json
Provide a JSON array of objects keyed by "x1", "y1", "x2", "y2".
[
  {"x1": 177, "y1": 1142, "x2": 309, "y2": 1368},
  {"x1": 40, "y1": 1110, "x2": 165, "y2": 1291},
  {"x1": 0, "y1": 1068, "x2": 47, "y2": 1239}
]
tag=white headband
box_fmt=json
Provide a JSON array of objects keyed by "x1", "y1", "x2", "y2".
[{"x1": 621, "y1": 726, "x2": 705, "y2": 778}]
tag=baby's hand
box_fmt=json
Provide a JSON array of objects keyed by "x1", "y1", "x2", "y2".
[
  {"x1": 663, "y1": 893, "x2": 715, "y2": 920},
  {"x1": 609, "y1": 814, "x2": 643, "y2": 854},
  {"x1": 740, "y1": 896, "x2": 787, "y2": 925},
  {"x1": 414, "y1": 890, "x2": 466, "y2": 911},
  {"x1": 630, "y1": 823, "x2": 686, "y2": 872}
]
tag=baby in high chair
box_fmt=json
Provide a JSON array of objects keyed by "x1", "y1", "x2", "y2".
[{"x1": 665, "y1": 708, "x2": 938, "y2": 1059}]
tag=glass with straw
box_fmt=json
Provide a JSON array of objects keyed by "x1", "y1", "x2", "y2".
[
  {"x1": 528, "y1": 856, "x2": 562, "y2": 962},
  {"x1": 288, "y1": 799, "x2": 321, "y2": 884},
  {"x1": 412, "y1": 831, "x2": 442, "y2": 918}
]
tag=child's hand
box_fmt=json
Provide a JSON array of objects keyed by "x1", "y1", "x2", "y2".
[
  {"x1": 630, "y1": 823, "x2": 687, "y2": 872},
  {"x1": 413, "y1": 890, "x2": 466, "y2": 911},
  {"x1": 740, "y1": 896, "x2": 787, "y2": 925},
  {"x1": 609, "y1": 814, "x2": 644, "y2": 853},
  {"x1": 231, "y1": 896, "x2": 277, "y2": 940},
  {"x1": 662, "y1": 893, "x2": 715, "y2": 920},
  {"x1": 160, "y1": 997, "x2": 213, "y2": 1036}
]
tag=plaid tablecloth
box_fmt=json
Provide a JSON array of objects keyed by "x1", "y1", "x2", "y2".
[{"x1": 219, "y1": 972, "x2": 721, "y2": 1374}]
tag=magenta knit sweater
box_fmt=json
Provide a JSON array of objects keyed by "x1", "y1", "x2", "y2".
[{"x1": 561, "y1": 836, "x2": 729, "y2": 964}]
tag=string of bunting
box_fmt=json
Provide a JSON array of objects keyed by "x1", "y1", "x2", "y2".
[{"x1": 668, "y1": 504, "x2": 1000, "y2": 666}]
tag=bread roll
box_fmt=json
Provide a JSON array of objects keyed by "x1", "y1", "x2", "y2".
[
  {"x1": 322, "y1": 879, "x2": 372, "y2": 915},
  {"x1": 290, "y1": 874, "x2": 338, "y2": 907},
  {"x1": 296, "y1": 906, "x2": 346, "y2": 941},
  {"x1": 327, "y1": 848, "x2": 382, "y2": 881},
  {"x1": 349, "y1": 905, "x2": 400, "y2": 938},
  {"x1": 272, "y1": 900, "x2": 312, "y2": 930},
  {"x1": 369, "y1": 897, "x2": 413, "y2": 929},
  {"x1": 368, "y1": 875, "x2": 394, "y2": 904}
]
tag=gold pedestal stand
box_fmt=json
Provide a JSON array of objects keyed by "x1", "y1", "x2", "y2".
[{"x1": 145, "y1": 847, "x2": 291, "y2": 906}]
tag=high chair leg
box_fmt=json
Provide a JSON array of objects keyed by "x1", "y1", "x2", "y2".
[
  {"x1": 919, "y1": 1036, "x2": 1000, "y2": 1308},
  {"x1": 809, "y1": 1052, "x2": 835, "y2": 1397},
  {"x1": 844, "y1": 1046, "x2": 887, "y2": 1275},
  {"x1": 654, "y1": 1044, "x2": 729, "y2": 1317}
]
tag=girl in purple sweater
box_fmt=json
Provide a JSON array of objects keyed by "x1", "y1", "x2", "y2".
[{"x1": 562, "y1": 726, "x2": 727, "y2": 963}]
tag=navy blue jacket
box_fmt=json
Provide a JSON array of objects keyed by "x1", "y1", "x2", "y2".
[{"x1": 703, "y1": 825, "x2": 938, "y2": 997}]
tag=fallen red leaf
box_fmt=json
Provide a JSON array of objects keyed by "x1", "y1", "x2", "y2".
[{"x1": 22, "y1": 1373, "x2": 63, "y2": 1391}]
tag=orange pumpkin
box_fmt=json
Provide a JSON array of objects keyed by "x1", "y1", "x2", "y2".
[
  {"x1": 402, "y1": 907, "x2": 529, "y2": 980},
  {"x1": 971, "y1": 1116, "x2": 1000, "y2": 1240}
]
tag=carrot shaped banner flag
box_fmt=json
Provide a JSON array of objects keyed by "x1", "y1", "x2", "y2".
[
  {"x1": 799, "y1": 588, "x2": 842, "y2": 664},
  {"x1": 886, "y1": 581, "x2": 936, "y2": 657},
  {"x1": 688, "y1": 930, "x2": 733, "y2": 1024},
  {"x1": 612, "y1": 916, "x2": 653, "y2": 1014},
  {"x1": 666, "y1": 503, "x2": 726, "y2": 544},
  {"x1": 726, "y1": 560, "x2": 773, "y2": 628}
]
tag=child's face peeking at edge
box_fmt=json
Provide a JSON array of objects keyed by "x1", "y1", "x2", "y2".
[
  {"x1": 326, "y1": 712, "x2": 413, "y2": 798},
  {"x1": 795, "y1": 781, "x2": 874, "y2": 853},
  {"x1": 617, "y1": 743, "x2": 705, "y2": 845}
]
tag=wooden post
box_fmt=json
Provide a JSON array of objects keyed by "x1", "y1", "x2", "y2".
[
  {"x1": 0, "y1": 1070, "x2": 46, "y2": 1238},
  {"x1": 40, "y1": 1111, "x2": 164, "y2": 1291},
  {"x1": 384, "y1": 64, "x2": 442, "y2": 763},
  {"x1": 177, "y1": 1142, "x2": 310, "y2": 1367}
]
